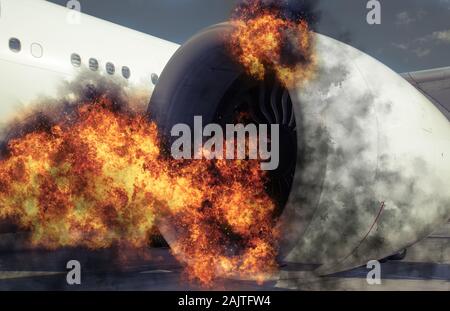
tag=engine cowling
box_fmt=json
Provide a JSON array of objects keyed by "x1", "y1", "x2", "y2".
[{"x1": 150, "y1": 23, "x2": 450, "y2": 275}]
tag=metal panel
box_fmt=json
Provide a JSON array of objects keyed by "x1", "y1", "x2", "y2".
[{"x1": 402, "y1": 67, "x2": 450, "y2": 121}]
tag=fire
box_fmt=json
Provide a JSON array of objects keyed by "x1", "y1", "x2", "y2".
[
  {"x1": 0, "y1": 94, "x2": 278, "y2": 286},
  {"x1": 0, "y1": 98, "x2": 163, "y2": 249},
  {"x1": 228, "y1": 1, "x2": 316, "y2": 88},
  {"x1": 167, "y1": 158, "x2": 279, "y2": 285}
]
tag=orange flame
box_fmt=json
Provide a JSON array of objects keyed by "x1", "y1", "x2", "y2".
[
  {"x1": 0, "y1": 97, "x2": 278, "y2": 286},
  {"x1": 228, "y1": 1, "x2": 316, "y2": 88}
]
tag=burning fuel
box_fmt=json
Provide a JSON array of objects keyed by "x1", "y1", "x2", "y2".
[
  {"x1": 0, "y1": 0, "x2": 319, "y2": 288},
  {"x1": 0, "y1": 80, "x2": 278, "y2": 286},
  {"x1": 228, "y1": 0, "x2": 316, "y2": 88}
]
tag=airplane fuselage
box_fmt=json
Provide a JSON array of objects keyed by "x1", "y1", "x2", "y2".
[{"x1": 0, "y1": 0, "x2": 179, "y2": 124}]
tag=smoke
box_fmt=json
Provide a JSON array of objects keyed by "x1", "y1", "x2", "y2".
[
  {"x1": 279, "y1": 32, "x2": 450, "y2": 289},
  {"x1": 0, "y1": 70, "x2": 278, "y2": 286},
  {"x1": 0, "y1": 71, "x2": 148, "y2": 159}
]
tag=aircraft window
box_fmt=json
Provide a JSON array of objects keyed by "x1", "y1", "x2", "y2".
[
  {"x1": 89, "y1": 58, "x2": 99, "y2": 71},
  {"x1": 122, "y1": 66, "x2": 131, "y2": 79},
  {"x1": 151, "y1": 73, "x2": 159, "y2": 85},
  {"x1": 9, "y1": 38, "x2": 21, "y2": 53},
  {"x1": 71, "y1": 53, "x2": 81, "y2": 67},
  {"x1": 31, "y1": 43, "x2": 43, "y2": 58},
  {"x1": 106, "y1": 62, "x2": 115, "y2": 75}
]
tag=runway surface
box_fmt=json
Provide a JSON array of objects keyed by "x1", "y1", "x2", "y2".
[{"x1": 0, "y1": 224, "x2": 448, "y2": 291}]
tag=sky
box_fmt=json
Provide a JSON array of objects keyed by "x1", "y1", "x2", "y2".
[{"x1": 47, "y1": 0, "x2": 450, "y2": 73}]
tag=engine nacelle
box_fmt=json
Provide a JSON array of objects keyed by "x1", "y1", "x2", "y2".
[{"x1": 150, "y1": 23, "x2": 450, "y2": 275}]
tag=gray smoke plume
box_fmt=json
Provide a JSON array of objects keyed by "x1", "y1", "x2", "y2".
[{"x1": 278, "y1": 31, "x2": 450, "y2": 289}]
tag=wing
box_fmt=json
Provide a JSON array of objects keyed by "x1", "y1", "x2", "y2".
[{"x1": 402, "y1": 67, "x2": 450, "y2": 120}]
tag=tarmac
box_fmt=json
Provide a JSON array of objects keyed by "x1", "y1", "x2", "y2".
[{"x1": 0, "y1": 224, "x2": 448, "y2": 291}]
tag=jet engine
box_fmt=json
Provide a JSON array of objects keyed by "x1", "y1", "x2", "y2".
[{"x1": 149, "y1": 23, "x2": 450, "y2": 275}]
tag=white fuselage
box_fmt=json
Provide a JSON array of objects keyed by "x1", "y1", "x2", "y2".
[{"x1": 0, "y1": 0, "x2": 179, "y2": 122}]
